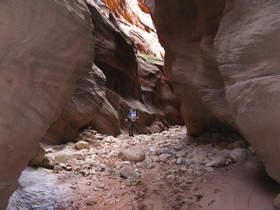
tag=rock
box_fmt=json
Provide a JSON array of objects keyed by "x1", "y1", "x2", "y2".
[
  {"x1": 232, "y1": 140, "x2": 247, "y2": 149},
  {"x1": 45, "y1": 64, "x2": 121, "y2": 144},
  {"x1": 49, "y1": 150, "x2": 75, "y2": 165},
  {"x1": 0, "y1": 1, "x2": 94, "y2": 208},
  {"x1": 206, "y1": 157, "x2": 229, "y2": 168},
  {"x1": 158, "y1": 154, "x2": 172, "y2": 163},
  {"x1": 191, "y1": 152, "x2": 208, "y2": 165},
  {"x1": 273, "y1": 194, "x2": 280, "y2": 210},
  {"x1": 216, "y1": 150, "x2": 231, "y2": 159},
  {"x1": 120, "y1": 166, "x2": 140, "y2": 179},
  {"x1": 149, "y1": 0, "x2": 233, "y2": 136},
  {"x1": 230, "y1": 149, "x2": 249, "y2": 162},
  {"x1": 60, "y1": 163, "x2": 72, "y2": 171},
  {"x1": 155, "y1": 148, "x2": 171, "y2": 155},
  {"x1": 245, "y1": 160, "x2": 263, "y2": 170},
  {"x1": 119, "y1": 146, "x2": 145, "y2": 162},
  {"x1": 45, "y1": 0, "x2": 183, "y2": 144},
  {"x1": 29, "y1": 145, "x2": 54, "y2": 169},
  {"x1": 94, "y1": 0, "x2": 164, "y2": 59},
  {"x1": 75, "y1": 141, "x2": 90, "y2": 150},
  {"x1": 166, "y1": 174, "x2": 176, "y2": 183},
  {"x1": 176, "y1": 158, "x2": 185, "y2": 165}
]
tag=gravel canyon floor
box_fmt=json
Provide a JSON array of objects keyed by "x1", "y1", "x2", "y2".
[{"x1": 8, "y1": 126, "x2": 280, "y2": 210}]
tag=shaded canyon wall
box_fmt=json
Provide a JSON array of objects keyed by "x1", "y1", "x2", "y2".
[
  {"x1": 147, "y1": 0, "x2": 280, "y2": 182},
  {"x1": 0, "y1": 0, "x2": 94, "y2": 208}
]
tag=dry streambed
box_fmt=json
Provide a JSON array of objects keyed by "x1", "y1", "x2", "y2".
[{"x1": 8, "y1": 126, "x2": 279, "y2": 210}]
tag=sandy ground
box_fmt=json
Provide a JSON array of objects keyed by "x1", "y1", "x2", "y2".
[{"x1": 8, "y1": 126, "x2": 280, "y2": 210}]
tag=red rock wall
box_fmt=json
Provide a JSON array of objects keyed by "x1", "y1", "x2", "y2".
[
  {"x1": 44, "y1": 1, "x2": 183, "y2": 144},
  {"x1": 148, "y1": 0, "x2": 280, "y2": 182},
  {"x1": 0, "y1": 0, "x2": 94, "y2": 208}
]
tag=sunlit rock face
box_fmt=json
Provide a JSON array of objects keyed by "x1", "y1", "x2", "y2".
[
  {"x1": 148, "y1": 0, "x2": 280, "y2": 182},
  {"x1": 0, "y1": 0, "x2": 94, "y2": 208},
  {"x1": 91, "y1": 0, "x2": 165, "y2": 59}
]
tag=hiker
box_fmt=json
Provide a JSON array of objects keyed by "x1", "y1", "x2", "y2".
[{"x1": 125, "y1": 108, "x2": 138, "y2": 136}]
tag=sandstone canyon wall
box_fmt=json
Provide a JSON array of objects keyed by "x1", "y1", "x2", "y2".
[
  {"x1": 148, "y1": 0, "x2": 280, "y2": 182},
  {"x1": 0, "y1": 0, "x2": 94, "y2": 208},
  {"x1": 99, "y1": 0, "x2": 164, "y2": 59},
  {"x1": 44, "y1": 0, "x2": 182, "y2": 144}
]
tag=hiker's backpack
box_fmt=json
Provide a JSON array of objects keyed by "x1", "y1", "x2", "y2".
[{"x1": 128, "y1": 111, "x2": 137, "y2": 122}]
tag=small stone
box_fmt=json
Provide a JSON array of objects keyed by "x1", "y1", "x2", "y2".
[
  {"x1": 166, "y1": 174, "x2": 176, "y2": 183},
  {"x1": 230, "y1": 148, "x2": 249, "y2": 162},
  {"x1": 273, "y1": 194, "x2": 280, "y2": 210},
  {"x1": 155, "y1": 148, "x2": 170, "y2": 155},
  {"x1": 75, "y1": 141, "x2": 89, "y2": 150},
  {"x1": 120, "y1": 166, "x2": 140, "y2": 179},
  {"x1": 158, "y1": 154, "x2": 172, "y2": 163},
  {"x1": 80, "y1": 170, "x2": 90, "y2": 177},
  {"x1": 206, "y1": 157, "x2": 228, "y2": 167},
  {"x1": 176, "y1": 157, "x2": 185, "y2": 165},
  {"x1": 60, "y1": 163, "x2": 72, "y2": 171},
  {"x1": 86, "y1": 201, "x2": 97, "y2": 206},
  {"x1": 232, "y1": 140, "x2": 247, "y2": 149},
  {"x1": 244, "y1": 160, "x2": 263, "y2": 170}
]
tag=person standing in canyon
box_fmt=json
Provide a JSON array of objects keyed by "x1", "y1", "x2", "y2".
[{"x1": 125, "y1": 108, "x2": 138, "y2": 137}]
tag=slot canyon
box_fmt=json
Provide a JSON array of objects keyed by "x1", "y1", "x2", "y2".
[{"x1": 1, "y1": 0, "x2": 280, "y2": 209}]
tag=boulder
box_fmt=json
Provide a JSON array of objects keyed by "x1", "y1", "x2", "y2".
[
  {"x1": 48, "y1": 150, "x2": 75, "y2": 165},
  {"x1": 75, "y1": 141, "x2": 90, "y2": 150},
  {"x1": 118, "y1": 146, "x2": 145, "y2": 162},
  {"x1": 0, "y1": 0, "x2": 94, "y2": 208}
]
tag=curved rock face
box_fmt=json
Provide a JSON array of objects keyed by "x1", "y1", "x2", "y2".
[
  {"x1": 215, "y1": 0, "x2": 280, "y2": 182},
  {"x1": 148, "y1": 0, "x2": 235, "y2": 136},
  {"x1": 45, "y1": 65, "x2": 120, "y2": 144},
  {"x1": 0, "y1": 0, "x2": 94, "y2": 208},
  {"x1": 148, "y1": 0, "x2": 280, "y2": 182}
]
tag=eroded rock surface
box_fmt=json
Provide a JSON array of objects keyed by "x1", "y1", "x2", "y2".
[
  {"x1": 95, "y1": 0, "x2": 164, "y2": 59},
  {"x1": 148, "y1": 0, "x2": 280, "y2": 182},
  {"x1": 45, "y1": 2, "x2": 182, "y2": 144},
  {"x1": 0, "y1": 0, "x2": 94, "y2": 208}
]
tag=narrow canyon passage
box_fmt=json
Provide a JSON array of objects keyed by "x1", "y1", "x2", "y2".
[
  {"x1": 8, "y1": 126, "x2": 279, "y2": 210},
  {"x1": 1, "y1": 0, "x2": 280, "y2": 209}
]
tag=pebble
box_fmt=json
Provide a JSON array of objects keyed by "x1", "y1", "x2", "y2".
[
  {"x1": 120, "y1": 166, "x2": 140, "y2": 179},
  {"x1": 75, "y1": 141, "x2": 90, "y2": 150}
]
